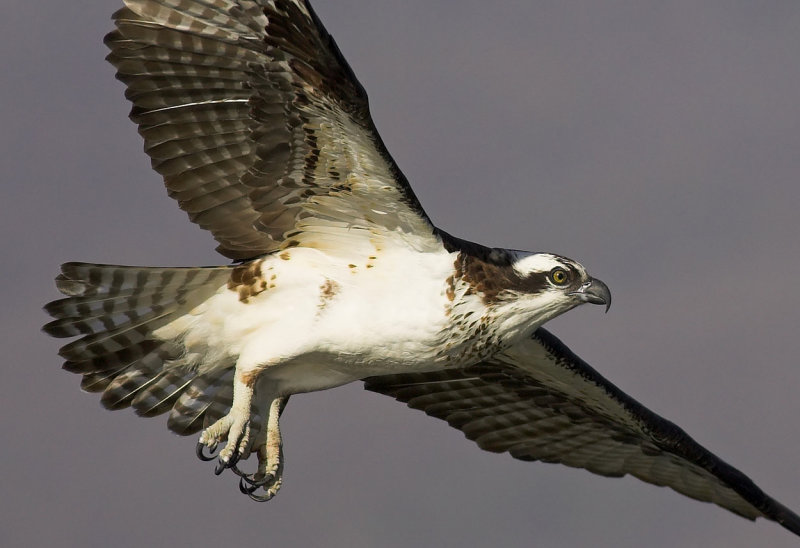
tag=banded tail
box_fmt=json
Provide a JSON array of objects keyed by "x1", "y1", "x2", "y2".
[{"x1": 44, "y1": 262, "x2": 238, "y2": 435}]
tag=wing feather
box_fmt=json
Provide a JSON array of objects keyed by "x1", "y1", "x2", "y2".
[
  {"x1": 364, "y1": 328, "x2": 800, "y2": 535},
  {"x1": 107, "y1": 0, "x2": 436, "y2": 260}
]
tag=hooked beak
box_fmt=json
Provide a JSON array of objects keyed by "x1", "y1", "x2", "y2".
[{"x1": 570, "y1": 277, "x2": 611, "y2": 313}]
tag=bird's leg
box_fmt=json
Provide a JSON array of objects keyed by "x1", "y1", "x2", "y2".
[
  {"x1": 236, "y1": 396, "x2": 289, "y2": 502},
  {"x1": 197, "y1": 371, "x2": 254, "y2": 474}
]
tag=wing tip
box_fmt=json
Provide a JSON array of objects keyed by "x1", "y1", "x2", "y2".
[{"x1": 761, "y1": 497, "x2": 800, "y2": 538}]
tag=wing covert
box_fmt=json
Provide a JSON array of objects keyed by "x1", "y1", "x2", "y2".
[
  {"x1": 364, "y1": 328, "x2": 800, "y2": 536},
  {"x1": 106, "y1": 0, "x2": 436, "y2": 260}
]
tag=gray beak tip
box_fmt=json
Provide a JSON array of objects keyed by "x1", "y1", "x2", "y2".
[{"x1": 573, "y1": 277, "x2": 611, "y2": 312}]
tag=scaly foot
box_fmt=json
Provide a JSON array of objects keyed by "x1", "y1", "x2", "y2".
[
  {"x1": 195, "y1": 370, "x2": 256, "y2": 474},
  {"x1": 197, "y1": 409, "x2": 252, "y2": 475},
  {"x1": 232, "y1": 396, "x2": 288, "y2": 501}
]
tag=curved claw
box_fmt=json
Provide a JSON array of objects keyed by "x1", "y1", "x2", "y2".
[
  {"x1": 213, "y1": 448, "x2": 243, "y2": 475},
  {"x1": 214, "y1": 459, "x2": 226, "y2": 476},
  {"x1": 247, "y1": 490, "x2": 277, "y2": 503},
  {"x1": 229, "y1": 463, "x2": 247, "y2": 478},
  {"x1": 196, "y1": 441, "x2": 218, "y2": 462},
  {"x1": 241, "y1": 470, "x2": 273, "y2": 487},
  {"x1": 228, "y1": 462, "x2": 262, "y2": 480},
  {"x1": 239, "y1": 476, "x2": 260, "y2": 495},
  {"x1": 238, "y1": 472, "x2": 275, "y2": 493}
]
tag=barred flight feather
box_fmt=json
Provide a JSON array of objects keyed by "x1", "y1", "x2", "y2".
[
  {"x1": 63, "y1": 341, "x2": 169, "y2": 374},
  {"x1": 104, "y1": 0, "x2": 436, "y2": 260},
  {"x1": 168, "y1": 369, "x2": 235, "y2": 435},
  {"x1": 132, "y1": 369, "x2": 196, "y2": 417},
  {"x1": 44, "y1": 262, "x2": 238, "y2": 435},
  {"x1": 364, "y1": 331, "x2": 771, "y2": 520}
]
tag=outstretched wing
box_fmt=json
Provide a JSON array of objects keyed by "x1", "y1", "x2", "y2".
[
  {"x1": 364, "y1": 328, "x2": 800, "y2": 536},
  {"x1": 106, "y1": 0, "x2": 436, "y2": 260}
]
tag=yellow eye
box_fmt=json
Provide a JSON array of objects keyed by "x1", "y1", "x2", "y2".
[{"x1": 550, "y1": 268, "x2": 569, "y2": 285}]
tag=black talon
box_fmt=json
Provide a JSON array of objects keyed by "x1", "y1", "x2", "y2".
[
  {"x1": 229, "y1": 462, "x2": 260, "y2": 480},
  {"x1": 214, "y1": 459, "x2": 226, "y2": 475},
  {"x1": 214, "y1": 448, "x2": 242, "y2": 475},
  {"x1": 196, "y1": 441, "x2": 218, "y2": 461},
  {"x1": 247, "y1": 490, "x2": 276, "y2": 503},
  {"x1": 239, "y1": 476, "x2": 260, "y2": 495},
  {"x1": 238, "y1": 471, "x2": 274, "y2": 491}
]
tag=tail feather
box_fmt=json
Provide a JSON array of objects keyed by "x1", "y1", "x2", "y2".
[
  {"x1": 168, "y1": 369, "x2": 235, "y2": 435},
  {"x1": 56, "y1": 262, "x2": 226, "y2": 293},
  {"x1": 62, "y1": 340, "x2": 168, "y2": 374},
  {"x1": 102, "y1": 367, "x2": 166, "y2": 410},
  {"x1": 45, "y1": 261, "x2": 239, "y2": 435},
  {"x1": 81, "y1": 367, "x2": 134, "y2": 393},
  {"x1": 132, "y1": 370, "x2": 197, "y2": 418},
  {"x1": 44, "y1": 290, "x2": 191, "y2": 336},
  {"x1": 56, "y1": 308, "x2": 177, "y2": 360},
  {"x1": 44, "y1": 306, "x2": 168, "y2": 338}
]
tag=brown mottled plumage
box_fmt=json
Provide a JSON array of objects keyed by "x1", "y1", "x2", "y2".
[{"x1": 228, "y1": 259, "x2": 269, "y2": 302}]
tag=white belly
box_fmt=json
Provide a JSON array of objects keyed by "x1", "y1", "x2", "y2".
[{"x1": 154, "y1": 245, "x2": 466, "y2": 395}]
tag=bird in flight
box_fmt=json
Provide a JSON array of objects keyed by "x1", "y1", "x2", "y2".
[{"x1": 44, "y1": 0, "x2": 798, "y2": 537}]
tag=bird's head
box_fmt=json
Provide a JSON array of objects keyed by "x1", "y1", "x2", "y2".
[{"x1": 487, "y1": 251, "x2": 611, "y2": 333}]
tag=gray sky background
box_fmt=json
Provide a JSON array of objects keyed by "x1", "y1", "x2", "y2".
[{"x1": 2, "y1": 1, "x2": 799, "y2": 546}]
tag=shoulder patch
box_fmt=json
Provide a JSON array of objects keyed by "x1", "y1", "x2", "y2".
[{"x1": 228, "y1": 259, "x2": 269, "y2": 303}]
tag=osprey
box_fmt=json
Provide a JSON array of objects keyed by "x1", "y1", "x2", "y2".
[{"x1": 44, "y1": 0, "x2": 799, "y2": 537}]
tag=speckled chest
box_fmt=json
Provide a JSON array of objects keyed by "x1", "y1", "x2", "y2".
[{"x1": 438, "y1": 276, "x2": 507, "y2": 367}]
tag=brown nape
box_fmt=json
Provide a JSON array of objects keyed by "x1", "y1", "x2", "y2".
[
  {"x1": 453, "y1": 252, "x2": 550, "y2": 304},
  {"x1": 440, "y1": 231, "x2": 548, "y2": 304}
]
